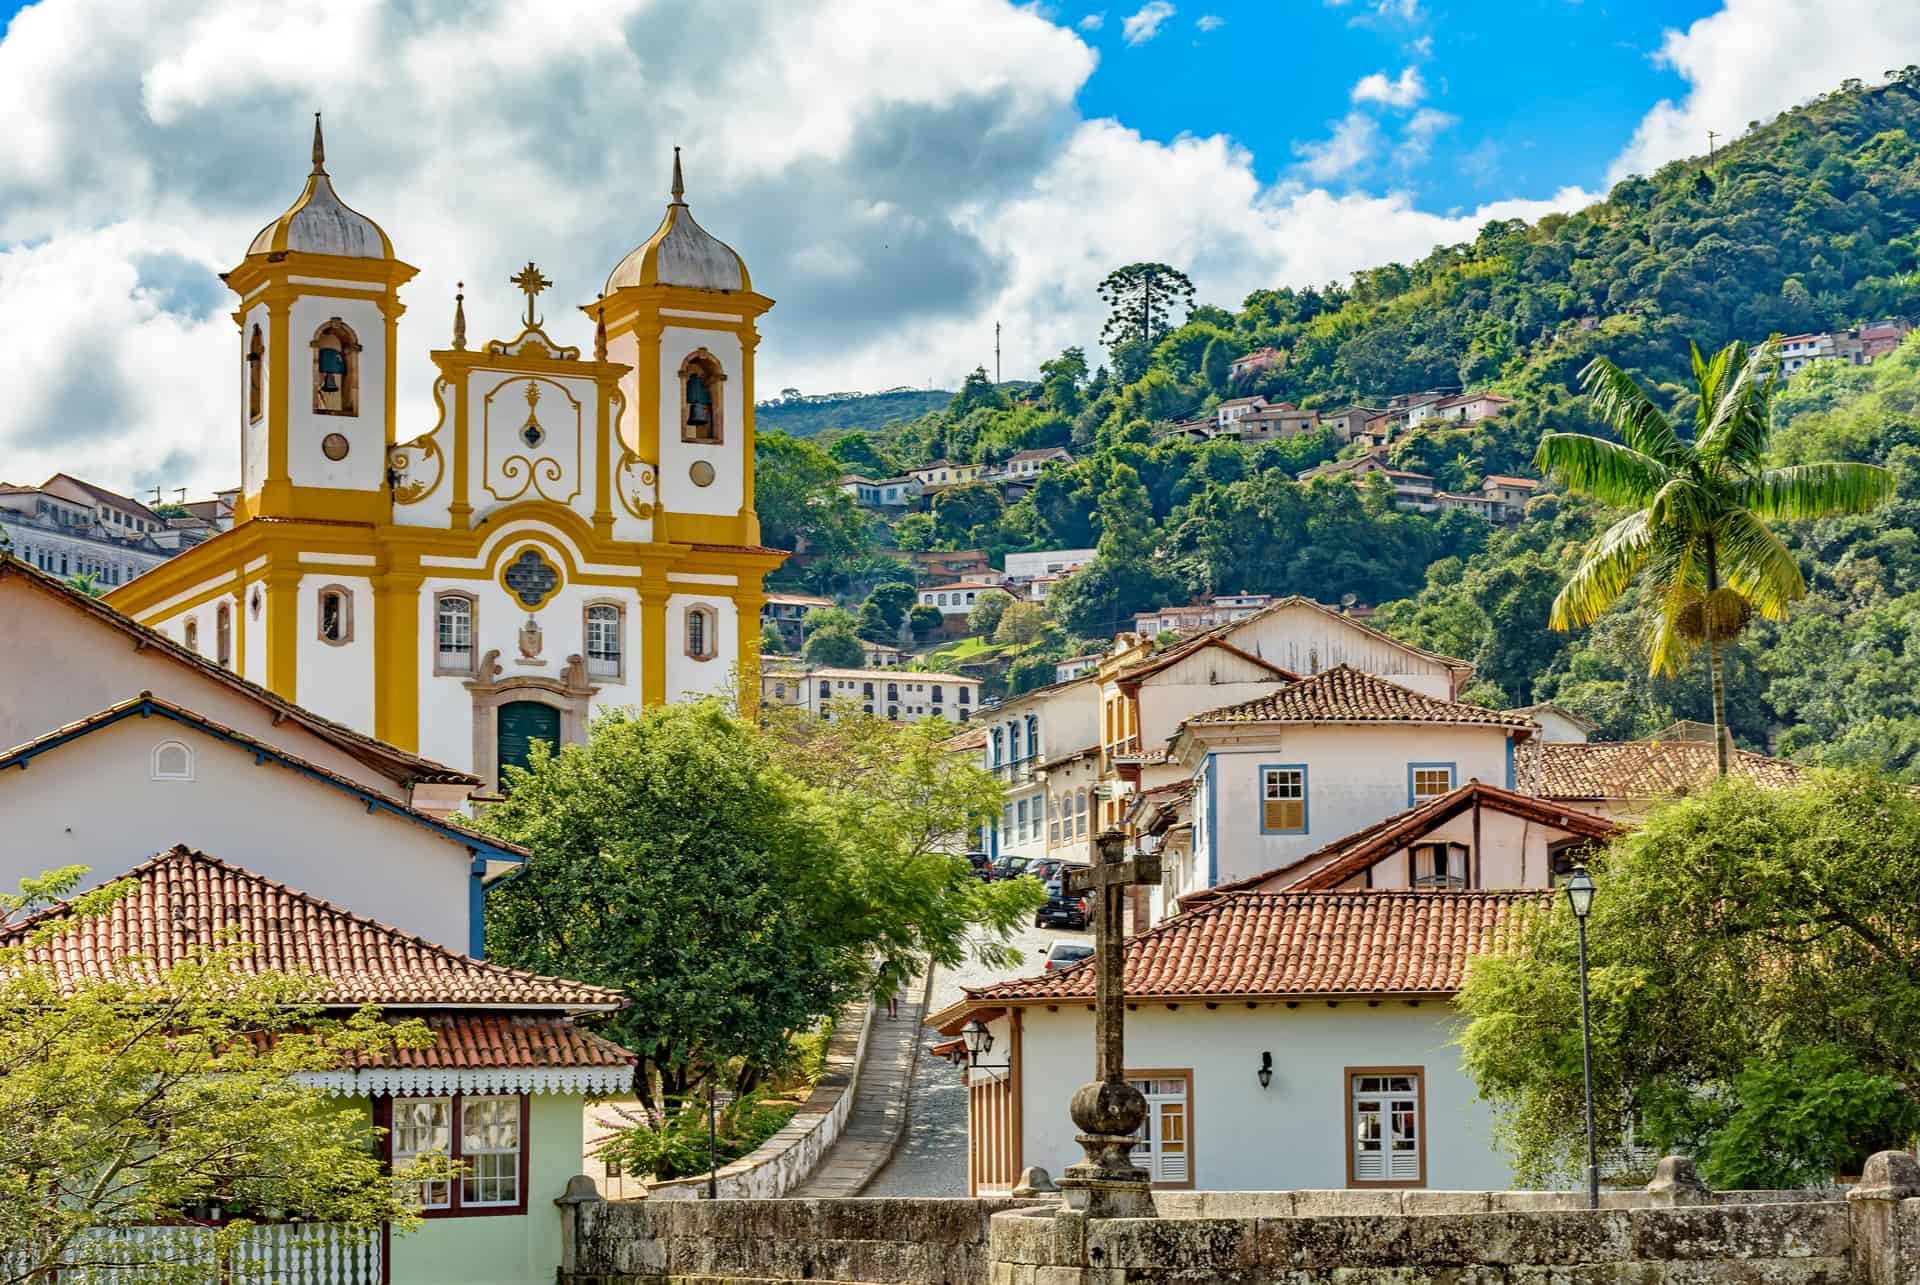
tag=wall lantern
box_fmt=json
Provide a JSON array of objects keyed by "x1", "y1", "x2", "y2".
[
  {"x1": 1256, "y1": 1050, "x2": 1273, "y2": 1090},
  {"x1": 962, "y1": 1018, "x2": 995, "y2": 1061}
]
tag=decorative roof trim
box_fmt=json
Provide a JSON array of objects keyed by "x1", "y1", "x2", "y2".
[{"x1": 299, "y1": 1066, "x2": 632, "y2": 1097}]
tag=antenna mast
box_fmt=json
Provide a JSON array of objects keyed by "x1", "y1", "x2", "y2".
[{"x1": 994, "y1": 322, "x2": 1001, "y2": 386}]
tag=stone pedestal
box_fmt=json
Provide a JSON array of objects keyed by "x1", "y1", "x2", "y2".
[{"x1": 1056, "y1": 1081, "x2": 1156, "y2": 1219}]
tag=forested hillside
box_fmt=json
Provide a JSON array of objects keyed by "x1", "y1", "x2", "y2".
[
  {"x1": 755, "y1": 70, "x2": 1920, "y2": 770},
  {"x1": 757, "y1": 388, "x2": 954, "y2": 437}
]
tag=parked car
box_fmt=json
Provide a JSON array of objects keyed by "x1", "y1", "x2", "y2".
[
  {"x1": 1044, "y1": 940, "x2": 1095, "y2": 971},
  {"x1": 990, "y1": 854, "x2": 1031, "y2": 881},
  {"x1": 1022, "y1": 857, "x2": 1069, "y2": 885},
  {"x1": 1035, "y1": 875, "x2": 1091, "y2": 930},
  {"x1": 962, "y1": 851, "x2": 992, "y2": 880}
]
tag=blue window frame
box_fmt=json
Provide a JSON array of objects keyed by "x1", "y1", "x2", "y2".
[
  {"x1": 1258, "y1": 763, "x2": 1309, "y2": 834},
  {"x1": 1406, "y1": 762, "x2": 1456, "y2": 808},
  {"x1": 990, "y1": 728, "x2": 1003, "y2": 767}
]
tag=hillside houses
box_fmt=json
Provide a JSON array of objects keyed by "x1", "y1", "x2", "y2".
[
  {"x1": 839, "y1": 447, "x2": 1076, "y2": 510},
  {"x1": 1774, "y1": 318, "x2": 1910, "y2": 374}
]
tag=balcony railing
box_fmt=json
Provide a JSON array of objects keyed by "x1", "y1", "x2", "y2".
[{"x1": 5, "y1": 1221, "x2": 383, "y2": 1284}]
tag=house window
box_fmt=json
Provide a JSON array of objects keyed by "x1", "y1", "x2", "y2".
[
  {"x1": 317, "y1": 586, "x2": 352, "y2": 645},
  {"x1": 1076, "y1": 789, "x2": 1088, "y2": 837},
  {"x1": 1260, "y1": 766, "x2": 1308, "y2": 833},
  {"x1": 151, "y1": 740, "x2": 194, "y2": 782},
  {"x1": 1001, "y1": 804, "x2": 1012, "y2": 844},
  {"x1": 389, "y1": 1093, "x2": 527, "y2": 1214},
  {"x1": 247, "y1": 324, "x2": 265, "y2": 423},
  {"x1": 680, "y1": 350, "x2": 725, "y2": 444},
  {"x1": 436, "y1": 593, "x2": 476, "y2": 674},
  {"x1": 932, "y1": 685, "x2": 944, "y2": 704},
  {"x1": 460, "y1": 1096, "x2": 522, "y2": 1207},
  {"x1": 1408, "y1": 764, "x2": 1454, "y2": 807},
  {"x1": 685, "y1": 604, "x2": 717, "y2": 660},
  {"x1": 1413, "y1": 842, "x2": 1469, "y2": 890},
  {"x1": 1016, "y1": 798, "x2": 1028, "y2": 842},
  {"x1": 311, "y1": 318, "x2": 361, "y2": 417},
  {"x1": 863, "y1": 682, "x2": 875, "y2": 698},
  {"x1": 959, "y1": 687, "x2": 971, "y2": 704},
  {"x1": 819, "y1": 680, "x2": 830, "y2": 699},
  {"x1": 1347, "y1": 1069, "x2": 1424, "y2": 1187},
  {"x1": 392, "y1": 1096, "x2": 453, "y2": 1210},
  {"x1": 585, "y1": 603, "x2": 623, "y2": 680},
  {"x1": 1127, "y1": 1073, "x2": 1192, "y2": 1187},
  {"x1": 1048, "y1": 795, "x2": 1060, "y2": 844},
  {"x1": 990, "y1": 728, "x2": 1003, "y2": 766},
  {"x1": 887, "y1": 682, "x2": 899, "y2": 702},
  {"x1": 215, "y1": 602, "x2": 233, "y2": 669}
]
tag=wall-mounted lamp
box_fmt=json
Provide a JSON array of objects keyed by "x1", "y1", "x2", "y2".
[
  {"x1": 960, "y1": 1017, "x2": 1011, "y2": 1081},
  {"x1": 1256, "y1": 1051, "x2": 1273, "y2": 1090}
]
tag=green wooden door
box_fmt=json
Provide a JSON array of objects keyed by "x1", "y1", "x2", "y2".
[{"x1": 497, "y1": 700, "x2": 561, "y2": 788}]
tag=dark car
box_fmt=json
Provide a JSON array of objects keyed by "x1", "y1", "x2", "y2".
[
  {"x1": 962, "y1": 851, "x2": 992, "y2": 881},
  {"x1": 1022, "y1": 857, "x2": 1069, "y2": 885},
  {"x1": 1034, "y1": 874, "x2": 1091, "y2": 930},
  {"x1": 990, "y1": 854, "x2": 1031, "y2": 881}
]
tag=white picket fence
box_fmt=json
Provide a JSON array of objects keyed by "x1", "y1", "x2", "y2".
[{"x1": 4, "y1": 1221, "x2": 381, "y2": 1283}]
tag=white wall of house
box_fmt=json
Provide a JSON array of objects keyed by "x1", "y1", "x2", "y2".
[
  {"x1": 0, "y1": 717, "x2": 475, "y2": 949},
  {"x1": 1189, "y1": 725, "x2": 1516, "y2": 889},
  {"x1": 1284, "y1": 806, "x2": 1562, "y2": 892},
  {"x1": 1220, "y1": 604, "x2": 1461, "y2": 698},
  {"x1": 1000, "y1": 1001, "x2": 1514, "y2": 1193}
]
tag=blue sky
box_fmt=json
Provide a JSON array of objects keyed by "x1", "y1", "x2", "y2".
[{"x1": 0, "y1": 0, "x2": 1915, "y2": 496}]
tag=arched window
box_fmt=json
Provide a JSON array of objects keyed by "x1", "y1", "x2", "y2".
[
  {"x1": 151, "y1": 740, "x2": 194, "y2": 782},
  {"x1": 679, "y1": 350, "x2": 725, "y2": 444},
  {"x1": 311, "y1": 319, "x2": 361, "y2": 416},
  {"x1": 215, "y1": 602, "x2": 233, "y2": 669},
  {"x1": 1026, "y1": 714, "x2": 1040, "y2": 760},
  {"x1": 247, "y1": 325, "x2": 265, "y2": 424},
  {"x1": 184, "y1": 618, "x2": 199, "y2": 654},
  {"x1": 435, "y1": 592, "x2": 476, "y2": 674},
  {"x1": 886, "y1": 682, "x2": 899, "y2": 702},
  {"x1": 317, "y1": 586, "x2": 352, "y2": 645},
  {"x1": 585, "y1": 603, "x2": 623, "y2": 679},
  {"x1": 685, "y1": 604, "x2": 717, "y2": 661},
  {"x1": 1076, "y1": 788, "x2": 1088, "y2": 837}
]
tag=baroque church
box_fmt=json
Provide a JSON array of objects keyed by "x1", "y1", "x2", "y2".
[{"x1": 108, "y1": 118, "x2": 784, "y2": 792}]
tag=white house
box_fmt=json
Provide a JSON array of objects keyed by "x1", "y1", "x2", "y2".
[
  {"x1": 980, "y1": 675, "x2": 1102, "y2": 861},
  {"x1": 995, "y1": 447, "x2": 1074, "y2": 481},
  {"x1": 1209, "y1": 596, "x2": 1473, "y2": 700},
  {"x1": 918, "y1": 580, "x2": 1007, "y2": 636},
  {"x1": 1506, "y1": 702, "x2": 1597, "y2": 744},
  {"x1": 1003, "y1": 548, "x2": 1097, "y2": 581},
  {"x1": 1215, "y1": 395, "x2": 1269, "y2": 430},
  {"x1": 838, "y1": 475, "x2": 921, "y2": 507},
  {"x1": 763, "y1": 666, "x2": 980, "y2": 724},
  {"x1": 930, "y1": 888, "x2": 1534, "y2": 1195},
  {"x1": 1164, "y1": 666, "x2": 1536, "y2": 906}
]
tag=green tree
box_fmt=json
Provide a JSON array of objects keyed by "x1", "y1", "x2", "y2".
[
  {"x1": 951, "y1": 366, "x2": 1006, "y2": 414},
  {"x1": 993, "y1": 600, "x2": 1050, "y2": 646},
  {"x1": 826, "y1": 431, "x2": 897, "y2": 479},
  {"x1": 1098, "y1": 262, "x2": 1196, "y2": 356},
  {"x1": 892, "y1": 511, "x2": 937, "y2": 551},
  {"x1": 0, "y1": 870, "x2": 444, "y2": 1279},
  {"x1": 1459, "y1": 773, "x2": 1920, "y2": 1188},
  {"x1": 755, "y1": 430, "x2": 869, "y2": 558},
  {"x1": 1040, "y1": 346, "x2": 1090, "y2": 416},
  {"x1": 908, "y1": 604, "x2": 944, "y2": 640},
  {"x1": 759, "y1": 621, "x2": 788, "y2": 656},
  {"x1": 1535, "y1": 340, "x2": 1892, "y2": 774},
  {"x1": 931, "y1": 482, "x2": 1005, "y2": 544},
  {"x1": 63, "y1": 572, "x2": 104, "y2": 598},
  {"x1": 967, "y1": 588, "x2": 1015, "y2": 636},
  {"x1": 1201, "y1": 336, "x2": 1234, "y2": 391},
  {"x1": 862, "y1": 581, "x2": 918, "y2": 633},
  {"x1": 803, "y1": 625, "x2": 866, "y2": 668}
]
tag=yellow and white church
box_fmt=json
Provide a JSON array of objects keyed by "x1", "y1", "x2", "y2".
[{"x1": 109, "y1": 119, "x2": 784, "y2": 792}]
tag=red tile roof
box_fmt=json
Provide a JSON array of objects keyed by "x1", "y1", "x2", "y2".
[
  {"x1": 354, "y1": 1012, "x2": 633, "y2": 1072},
  {"x1": 1185, "y1": 665, "x2": 1532, "y2": 729},
  {"x1": 1526, "y1": 740, "x2": 1805, "y2": 800},
  {"x1": 937, "y1": 890, "x2": 1537, "y2": 1019},
  {"x1": 2, "y1": 847, "x2": 622, "y2": 1009}
]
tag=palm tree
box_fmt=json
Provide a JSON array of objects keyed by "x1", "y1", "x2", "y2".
[
  {"x1": 1534, "y1": 339, "x2": 1893, "y2": 776},
  {"x1": 64, "y1": 572, "x2": 105, "y2": 598}
]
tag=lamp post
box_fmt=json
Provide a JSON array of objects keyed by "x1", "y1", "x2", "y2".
[
  {"x1": 1563, "y1": 864, "x2": 1599, "y2": 1210},
  {"x1": 706, "y1": 1081, "x2": 719, "y2": 1201}
]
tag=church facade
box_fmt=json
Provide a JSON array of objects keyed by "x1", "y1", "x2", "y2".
[{"x1": 108, "y1": 120, "x2": 784, "y2": 791}]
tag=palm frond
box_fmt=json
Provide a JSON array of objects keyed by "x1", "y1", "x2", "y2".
[
  {"x1": 1737, "y1": 462, "x2": 1896, "y2": 520},
  {"x1": 1549, "y1": 510, "x2": 1655, "y2": 630},
  {"x1": 1713, "y1": 510, "x2": 1805, "y2": 620},
  {"x1": 1577, "y1": 357, "x2": 1687, "y2": 465},
  {"x1": 1534, "y1": 433, "x2": 1670, "y2": 509},
  {"x1": 1696, "y1": 341, "x2": 1776, "y2": 473},
  {"x1": 1644, "y1": 475, "x2": 1715, "y2": 535}
]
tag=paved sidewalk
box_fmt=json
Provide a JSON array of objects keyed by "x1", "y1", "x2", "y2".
[{"x1": 785, "y1": 982, "x2": 928, "y2": 1197}]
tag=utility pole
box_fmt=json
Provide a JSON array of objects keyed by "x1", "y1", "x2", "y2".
[
  {"x1": 1707, "y1": 130, "x2": 1719, "y2": 163},
  {"x1": 994, "y1": 322, "x2": 1001, "y2": 386}
]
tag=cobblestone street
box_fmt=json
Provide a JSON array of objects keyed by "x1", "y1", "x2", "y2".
[{"x1": 863, "y1": 917, "x2": 1088, "y2": 1196}]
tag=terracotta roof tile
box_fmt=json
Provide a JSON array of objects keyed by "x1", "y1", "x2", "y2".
[
  {"x1": 1526, "y1": 740, "x2": 1805, "y2": 799},
  {"x1": 947, "y1": 890, "x2": 1536, "y2": 1012},
  {"x1": 355, "y1": 1012, "x2": 634, "y2": 1071},
  {"x1": 2, "y1": 847, "x2": 622, "y2": 1009},
  {"x1": 1187, "y1": 665, "x2": 1532, "y2": 728}
]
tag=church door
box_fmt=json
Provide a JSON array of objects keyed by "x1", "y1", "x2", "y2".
[{"x1": 496, "y1": 700, "x2": 561, "y2": 788}]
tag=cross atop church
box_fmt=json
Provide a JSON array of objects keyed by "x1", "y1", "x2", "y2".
[
  {"x1": 1058, "y1": 831, "x2": 1161, "y2": 1216},
  {"x1": 511, "y1": 261, "x2": 552, "y2": 328}
]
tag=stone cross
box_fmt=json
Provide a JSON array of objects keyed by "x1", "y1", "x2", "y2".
[{"x1": 1059, "y1": 830, "x2": 1160, "y2": 1217}]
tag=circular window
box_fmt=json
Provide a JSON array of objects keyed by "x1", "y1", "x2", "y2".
[
  {"x1": 321, "y1": 432, "x2": 351, "y2": 461},
  {"x1": 689, "y1": 459, "x2": 716, "y2": 487}
]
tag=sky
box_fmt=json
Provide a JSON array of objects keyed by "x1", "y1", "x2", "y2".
[{"x1": 2, "y1": 0, "x2": 1919, "y2": 499}]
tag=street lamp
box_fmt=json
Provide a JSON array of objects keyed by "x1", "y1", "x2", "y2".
[
  {"x1": 1256, "y1": 1051, "x2": 1273, "y2": 1090},
  {"x1": 1563, "y1": 864, "x2": 1599, "y2": 1209},
  {"x1": 962, "y1": 1018, "x2": 994, "y2": 1061}
]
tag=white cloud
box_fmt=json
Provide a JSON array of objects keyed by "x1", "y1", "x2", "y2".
[
  {"x1": 1121, "y1": 1, "x2": 1175, "y2": 45},
  {"x1": 1393, "y1": 107, "x2": 1457, "y2": 167},
  {"x1": 1326, "y1": 0, "x2": 1425, "y2": 23},
  {"x1": 1350, "y1": 66, "x2": 1426, "y2": 109},
  {"x1": 1610, "y1": 0, "x2": 1920, "y2": 182},
  {"x1": 1292, "y1": 112, "x2": 1382, "y2": 182},
  {"x1": 1196, "y1": 14, "x2": 1224, "y2": 32},
  {"x1": 0, "y1": 0, "x2": 1606, "y2": 498},
  {"x1": 1078, "y1": 10, "x2": 1105, "y2": 29}
]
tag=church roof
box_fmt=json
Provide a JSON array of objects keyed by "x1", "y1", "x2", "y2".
[
  {"x1": 245, "y1": 115, "x2": 395, "y2": 261},
  {"x1": 604, "y1": 149, "x2": 750, "y2": 294}
]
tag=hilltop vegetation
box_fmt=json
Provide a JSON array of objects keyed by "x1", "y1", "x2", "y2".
[
  {"x1": 757, "y1": 388, "x2": 954, "y2": 437},
  {"x1": 756, "y1": 71, "x2": 1920, "y2": 760}
]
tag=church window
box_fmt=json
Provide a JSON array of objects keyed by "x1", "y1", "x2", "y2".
[
  {"x1": 151, "y1": 740, "x2": 194, "y2": 782},
  {"x1": 585, "y1": 603, "x2": 624, "y2": 680},
  {"x1": 311, "y1": 319, "x2": 361, "y2": 417},
  {"x1": 435, "y1": 593, "x2": 476, "y2": 674},
  {"x1": 250, "y1": 586, "x2": 263, "y2": 620},
  {"x1": 317, "y1": 586, "x2": 353, "y2": 645},
  {"x1": 184, "y1": 618, "x2": 199, "y2": 654},
  {"x1": 685, "y1": 604, "x2": 717, "y2": 661},
  {"x1": 247, "y1": 325, "x2": 265, "y2": 424},
  {"x1": 679, "y1": 351, "x2": 725, "y2": 444},
  {"x1": 215, "y1": 602, "x2": 233, "y2": 669}
]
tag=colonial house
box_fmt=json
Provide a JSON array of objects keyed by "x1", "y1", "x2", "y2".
[
  {"x1": 1296, "y1": 455, "x2": 1439, "y2": 512},
  {"x1": 4, "y1": 846, "x2": 634, "y2": 1285},
  {"x1": 1506, "y1": 702, "x2": 1597, "y2": 744},
  {"x1": 979, "y1": 675, "x2": 1102, "y2": 862},
  {"x1": 1131, "y1": 595, "x2": 1273, "y2": 635},
  {"x1": 1233, "y1": 403, "x2": 1320, "y2": 443},
  {"x1": 930, "y1": 888, "x2": 1532, "y2": 1195},
  {"x1": 910, "y1": 459, "x2": 988, "y2": 489},
  {"x1": 1480, "y1": 474, "x2": 1540, "y2": 521},
  {"x1": 1003, "y1": 547, "x2": 1096, "y2": 582},
  {"x1": 763, "y1": 666, "x2": 980, "y2": 724},
  {"x1": 995, "y1": 447, "x2": 1074, "y2": 481},
  {"x1": 761, "y1": 591, "x2": 836, "y2": 649},
  {"x1": 1433, "y1": 490, "x2": 1500, "y2": 521},
  {"x1": 918, "y1": 580, "x2": 1006, "y2": 636},
  {"x1": 862, "y1": 640, "x2": 905, "y2": 668},
  {"x1": 1161, "y1": 666, "x2": 1537, "y2": 911},
  {"x1": 1214, "y1": 396, "x2": 1269, "y2": 431},
  {"x1": 0, "y1": 479, "x2": 175, "y2": 587},
  {"x1": 909, "y1": 548, "x2": 999, "y2": 586},
  {"x1": 1319, "y1": 406, "x2": 1388, "y2": 443},
  {"x1": 1228, "y1": 347, "x2": 1287, "y2": 381},
  {"x1": 1519, "y1": 736, "x2": 1806, "y2": 822},
  {"x1": 1427, "y1": 393, "x2": 1513, "y2": 424},
  {"x1": 1053, "y1": 653, "x2": 1103, "y2": 683},
  {"x1": 837, "y1": 475, "x2": 920, "y2": 508},
  {"x1": 1206, "y1": 595, "x2": 1473, "y2": 701}
]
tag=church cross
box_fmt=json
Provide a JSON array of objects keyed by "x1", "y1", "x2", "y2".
[
  {"x1": 510, "y1": 261, "x2": 552, "y2": 328},
  {"x1": 1066, "y1": 833, "x2": 1161, "y2": 1083}
]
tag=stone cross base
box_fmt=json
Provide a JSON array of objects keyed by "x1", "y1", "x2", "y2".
[{"x1": 1059, "y1": 1140, "x2": 1155, "y2": 1219}]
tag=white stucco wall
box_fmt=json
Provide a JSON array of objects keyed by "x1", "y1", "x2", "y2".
[
  {"x1": 285, "y1": 294, "x2": 388, "y2": 494},
  {"x1": 664, "y1": 591, "x2": 736, "y2": 703},
  {"x1": 0, "y1": 717, "x2": 474, "y2": 949},
  {"x1": 240, "y1": 302, "x2": 270, "y2": 498},
  {"x1": 1005, "y1": 1001, "x2": 1514, "y2": 1192},
  {"x1": 296, "y1": 573, "x2": 374, "y2": 731},
  {"x1": 466, "y1": 369, "x2": 604, "y2": 522},
  {"x1": 1220, "y1": 605, "x2": 1460, "y2": 698},
  {"x1": 1195, "y1": 725, "x2": 1517, "y2": 889},
  {"x1": 657, "y1": 326, "x2": 744, "y2": 517}
]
